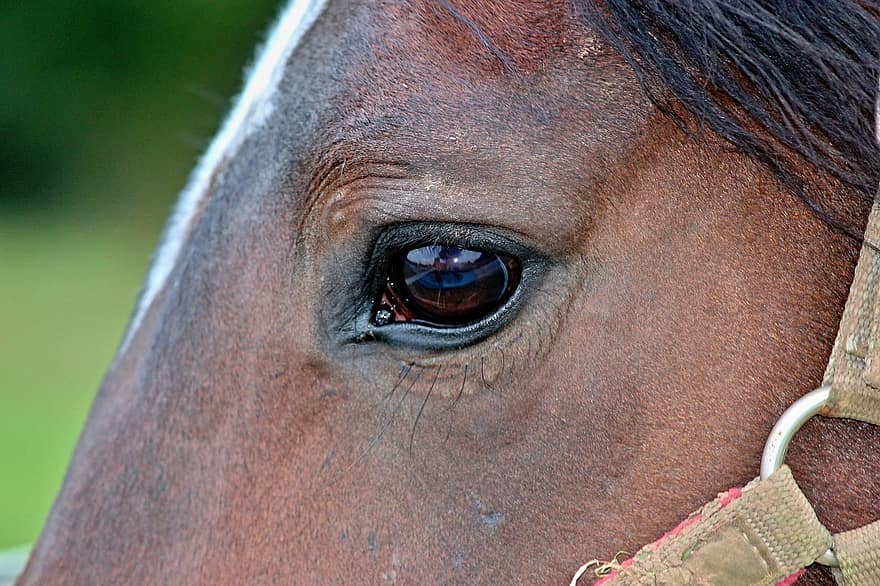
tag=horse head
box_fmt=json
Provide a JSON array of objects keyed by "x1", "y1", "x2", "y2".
[{"x1": 19, "y1": 1, "x2": 880, "y2": 583}]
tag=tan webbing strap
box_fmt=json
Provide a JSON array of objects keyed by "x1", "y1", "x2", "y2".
[
  {"x1": 819, "y1": 192, "x2": 880, "y2": 583},
  {"x1": 600, "y1": 466, "x2": 831, "y2": 586},
  {"x1": 831, "y1": 522, "x2": 880, "y2": 585},
  {"x1": 823, "y1": 197, "x2": 880, "y2": 425}
]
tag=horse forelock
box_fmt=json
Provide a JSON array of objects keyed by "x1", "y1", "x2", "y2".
[
  {"x1": 584, "y1": 0, "x2": 880, "y2": 201},
  {"x1": 120, "y1": 0, "x2": 329, "y2": 355}
]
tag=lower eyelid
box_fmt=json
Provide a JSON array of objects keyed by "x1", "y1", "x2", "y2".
[
  {"x1": 328, "y1": 251, "x2": 586, "y2": 402},
  {"x1": 340, "y1": 305, "x2": 543, "y2": 401}
]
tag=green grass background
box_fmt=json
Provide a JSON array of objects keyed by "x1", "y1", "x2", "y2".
[
  {"x1": 1, "y1": 0, "x2": 277, "y2": 549},
  {"x1": 0, "y1": 218, "x2": 156, "y2": 548}
]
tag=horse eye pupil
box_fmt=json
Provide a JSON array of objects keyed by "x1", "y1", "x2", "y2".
[{"x1": 383, "y1": 244, "x2": 521, "y2": 327}]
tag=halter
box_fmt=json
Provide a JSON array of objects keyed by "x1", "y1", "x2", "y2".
[{"x1": 574, "y1": 193, "x2": 880, "y2": 585}]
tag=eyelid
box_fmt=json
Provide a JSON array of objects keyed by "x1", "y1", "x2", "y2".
[
  {"x1": 369, "y1": 222, "x2": 542, "y2": 266},
  {"x1": 362, "y1": 223, "x2": 538, "y2": 303}
]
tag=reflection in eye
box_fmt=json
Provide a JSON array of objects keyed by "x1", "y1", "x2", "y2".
[{"x1": 374, "y1": 245, "x2": 521, "y2": 327}]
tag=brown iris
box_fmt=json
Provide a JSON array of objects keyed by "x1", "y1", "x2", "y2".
[{"x1": 376, "y1": 245, "x2": 521, "y2": 327}]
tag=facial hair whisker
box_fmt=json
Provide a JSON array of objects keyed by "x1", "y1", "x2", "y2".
[
  {"x1": 375, "y1": 363, "x2": 413, "y2": 420},
  {"x1": 445, "y1": 364, "x2": 468, "y2": 443},
  {"x1": 317, "y1": 365, "x2": 420, "y2": 487},
  {"x1": 480, "y1": 355, "x2": 498, "y2": 395},
  {"x1": 409, "y1": 365, "x2": 441, "y2": 456}
]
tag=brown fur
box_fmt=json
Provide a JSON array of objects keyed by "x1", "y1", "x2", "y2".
[{"x1": 20, "y1": 1, "x2": 879, "y2": 584}]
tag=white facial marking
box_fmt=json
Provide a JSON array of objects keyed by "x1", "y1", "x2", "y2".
[{"x1": 119, "y1": 0, "x2": 329, "y2": 354}]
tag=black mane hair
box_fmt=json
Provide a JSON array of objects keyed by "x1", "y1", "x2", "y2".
[{"x1": 578, "y1": 0, "x2": 880, "y2": 228}]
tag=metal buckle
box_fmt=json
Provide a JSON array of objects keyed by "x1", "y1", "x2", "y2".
[{"x1": 760, "y1": 386, "x2": 838, "y2": 567}]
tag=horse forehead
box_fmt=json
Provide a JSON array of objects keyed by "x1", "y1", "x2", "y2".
[
  {"x1": 284, "y1": 0, "x2": 606, "y2": 150},
  {"x1": 254, "y1": 0, "x2": 636, "y2": 243},
  {"x1": 310, "y1": 0, "x2": 583, "y2": 82},
  {"x1": 402, "y1": 0, "x2": 578, "y2": 71}
]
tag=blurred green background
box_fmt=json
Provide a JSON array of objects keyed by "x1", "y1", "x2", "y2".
[{"x1": 1, "y1": 0, "x2": 279, "y2": 549}]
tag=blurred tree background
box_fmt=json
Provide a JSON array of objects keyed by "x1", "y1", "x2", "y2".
[{"x1": 1, "y1": 0, "x2": 279, "y2": 548}]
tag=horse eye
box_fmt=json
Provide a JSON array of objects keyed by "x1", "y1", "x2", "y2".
[{"x1": 374, "y1": 245, "x2": 522, "y2": 328}]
